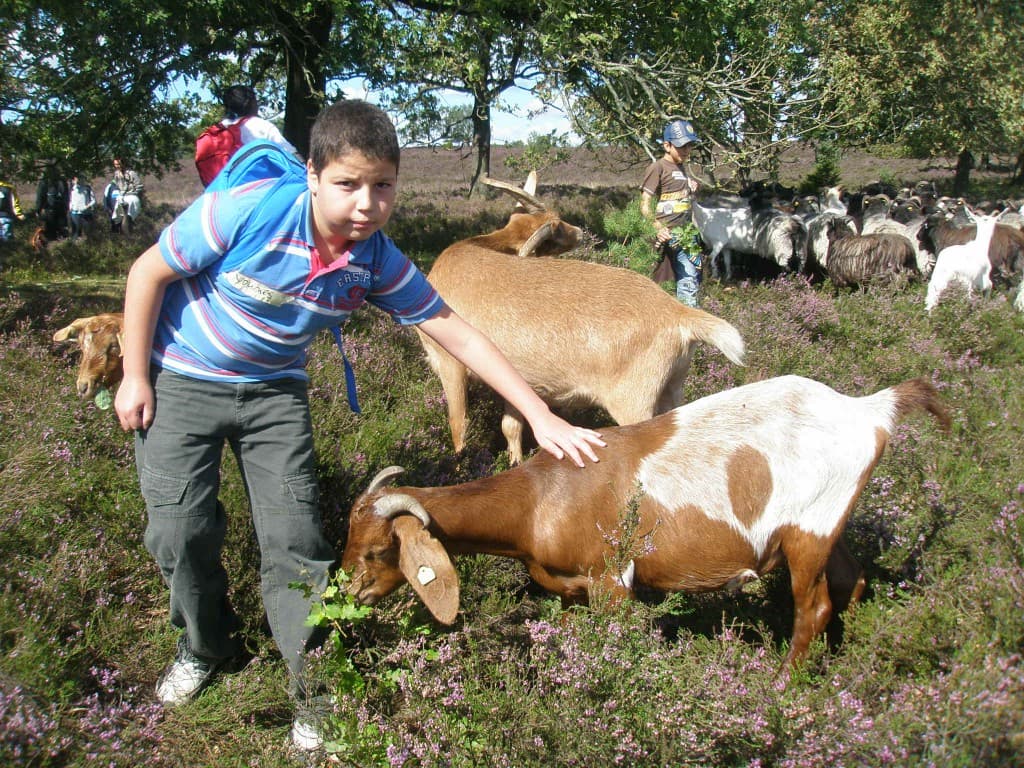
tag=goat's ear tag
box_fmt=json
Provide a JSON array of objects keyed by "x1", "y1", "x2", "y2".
[{"x1": 417, "y1": 565, "x2": 436, "y2": 585}]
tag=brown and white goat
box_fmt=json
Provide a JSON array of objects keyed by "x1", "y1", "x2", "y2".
[
  {"x1": 52, "y1": 313, "x2": 125, "y2": 399},
  {"x1": 421, "y1": 179, "x2": 745, "y2": 464},
  {"x1": 341, "y1": 375, "x2": 949, "y2": 668}
]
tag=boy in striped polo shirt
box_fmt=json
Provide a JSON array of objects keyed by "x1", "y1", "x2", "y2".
[{"x1": 114, "y1": 100, "x2": 605, "y2": 751}]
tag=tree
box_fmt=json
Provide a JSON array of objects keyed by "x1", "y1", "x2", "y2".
[
  {"x1": 535, "y1": 0, "x2": 852, "y2": 184},
  {"x1": 356, "y1": 1, "x2": 548, "y2": 193},
  {"x1": 0, "y1": 0, "x2": 375, "y2": 181},
  {"x1": 0, "y1": 0, "x2": 221, "y2": 179},
  {"x1": 817, "y1": 0, "x2": 1024, "y2": 193}
]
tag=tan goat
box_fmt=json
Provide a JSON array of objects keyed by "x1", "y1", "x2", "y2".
[
  {"x1": 419, "y1": 177, "x2": 745, "y2": 463},
  {"x1": 52, "y1": 313, "x2": 125, "y2": 400},
  {"x1": 341, "y1": 375, "x2": 950, "y2": 669}
]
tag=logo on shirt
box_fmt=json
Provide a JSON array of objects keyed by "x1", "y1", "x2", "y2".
[{"x1": 337, "y1": 269, "x2": 371, "y2": 303}]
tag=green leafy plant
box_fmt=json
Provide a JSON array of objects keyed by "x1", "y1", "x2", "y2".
[{"x1": 503, "y1": 130, "x2": 573, "y2": 177}]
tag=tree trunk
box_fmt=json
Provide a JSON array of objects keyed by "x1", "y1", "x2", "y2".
[
  {"x1": 953, "y1": 148, "x2": 974, "y2": 196},
  {"x1": 1012, "y1": 151, "x2": 1024, "y2": 185},
  {"x1": 280, "y1": 1, "x2": 333, "y2": 159},
  {"x1": 468, "y1": 95, "x2": 491, "y2": 197}
]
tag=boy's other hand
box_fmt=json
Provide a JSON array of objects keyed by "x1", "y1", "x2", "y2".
[{"x1": 115, "y1": 376, "x2": 156, "y2": 432}]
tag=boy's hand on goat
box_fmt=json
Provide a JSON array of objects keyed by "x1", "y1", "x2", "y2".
[{"x1": 528, "y1": 411, "x2": 604, "y2": 468}]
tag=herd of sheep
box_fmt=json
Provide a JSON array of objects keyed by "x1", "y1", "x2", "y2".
[{"x1": 692, "y1": 179, "x2": 1024, "y2": 311}]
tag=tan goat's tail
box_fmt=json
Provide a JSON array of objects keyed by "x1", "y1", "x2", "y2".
[
  {"x1": 679, "y1": 307, "x2": 746, "y2": 366},
  {"x1": 890, "y1": 378, "x2": 952, "y2": 433}
]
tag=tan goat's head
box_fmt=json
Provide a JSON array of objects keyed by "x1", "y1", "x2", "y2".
[
  {"x1": 52, "y1": 312, "x2": 125, "y2": 400},
  {"x1": 341, "y1": 466, "x2": 460, "y2": 624},
  {"x1": 481, "y1": 172, "x2": 582, "y2": 257}
]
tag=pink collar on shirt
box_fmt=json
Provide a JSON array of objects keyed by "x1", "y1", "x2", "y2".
[{"x1": 308, "y1": 243, "x2": 351, "y2": 283}]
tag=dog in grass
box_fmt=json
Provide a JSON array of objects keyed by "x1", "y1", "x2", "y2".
[{"x1": 30, "y1": 226, "x2": 47, "y2": 253}]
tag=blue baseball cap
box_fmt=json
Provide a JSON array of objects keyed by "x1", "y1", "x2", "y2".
[{"x1": 663, "y1": 119, "x2": 701, "y2": 147}]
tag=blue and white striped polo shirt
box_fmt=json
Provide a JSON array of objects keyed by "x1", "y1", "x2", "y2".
[{"x1": 155, "y1": 178, "x2": 444, "y2": 382}]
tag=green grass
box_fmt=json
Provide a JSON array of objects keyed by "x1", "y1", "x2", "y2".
[{"x1": 1, "y1": 181, "x2": 1023, "y2": 767}]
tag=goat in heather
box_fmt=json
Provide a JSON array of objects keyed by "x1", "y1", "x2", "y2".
[
  {"x1": 342, "y1": 375, "x2": 949, "y2": 670},
  {"x1": 855, "y1": 193, "x2": 933, "y2": 274},
  {"x1": 925, "y1": 208, "x2": 1004, "y2": 311},
  {"x1": 31, "y1": 226, "x2": 47, "y2": 254},
  {"x1": 691, "y1": 194, "x2": 758, "y2": 280},
  {"x1": 471, "y1": 173, "x2": 583, "y2": 257},
  {"x1": 421, "y1": 249, "x2": 745, "y2": 465},
  {"x1": 919, "y1": 214, "x2": 1024, "y2": 289},
  {"x1": 52, "y1": 313, "x2": 125, "y2": 403},
  {"x1": 818, "y1": 221, "x2": 920, "y2": 288},
  {"x1": 823, "y1": 185, "x2": 847, "y2": 214}
]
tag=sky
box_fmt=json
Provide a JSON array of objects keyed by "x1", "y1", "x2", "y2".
[
  {"x1": 170, "y1": 75, "x2": 577, "y2": 145},
  {"x1": 339, "y1": 78, "x2": 578, "y2": 145}
]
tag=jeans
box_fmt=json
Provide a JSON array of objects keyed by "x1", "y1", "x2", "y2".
[
  {"x1": 0, "y1": 215, "x2": 11, "y2": 241},
  {"x1": 671, "y1": 248, "x2": 702, "y2": 307},
  {"x1": 136, "y1": 368, "x2": 335, "y2": 689},
  {"x1": 69, "y1": 211, "x2": 92, "y2": 240}
]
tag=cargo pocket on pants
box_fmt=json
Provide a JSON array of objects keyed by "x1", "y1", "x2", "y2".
[
  {"x1": 282, "y1": 473, "x2": 320, "y2": 513},
  {"x1": 140, "y1": 468, "x2": 190, "y2": 517}
]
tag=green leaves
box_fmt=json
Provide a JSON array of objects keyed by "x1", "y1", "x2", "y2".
[{"x1": 297, "y1": 568, "x2": 373, "y2": 630}]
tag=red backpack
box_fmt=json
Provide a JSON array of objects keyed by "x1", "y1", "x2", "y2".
[{"x1": 194, "y1": 116, "x2": 250, "y2": 187}]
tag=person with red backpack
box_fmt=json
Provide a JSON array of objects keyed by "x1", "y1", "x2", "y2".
[{"x1": 194, "y1": 85, "x2": 300, "y2": 187}]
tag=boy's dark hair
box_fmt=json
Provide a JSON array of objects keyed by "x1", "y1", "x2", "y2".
[
  {"x1": 223, "y1": 85, "x2": 259, "y2": 119},
  {"x1": 308, "y1": 100, "x2": 400, "y2": 175}
]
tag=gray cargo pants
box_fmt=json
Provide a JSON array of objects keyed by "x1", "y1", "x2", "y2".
[{"x1": 136, "y1": 368, "x2": 335, "y2": 688}]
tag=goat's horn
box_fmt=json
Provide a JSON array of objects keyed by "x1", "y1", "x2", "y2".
[
  {"x1": 367, "y1": 465, "x2": 405, "y2": 494},
  {"x1": 481, "y1": 176, "x2": 545, "y2": 213},
  {"x1": 52, "y1": 317, "x2": 90, "y2": 342},
  {"x1": 517, "y1": 221, "x2": 558, "y2": 258},
  {"x1": 373, "y1": 492, "x2": 431, "y2": 528}
]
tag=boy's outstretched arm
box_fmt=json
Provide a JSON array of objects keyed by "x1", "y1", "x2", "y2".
[
  {"x1": 416, "y1": 307, "x2": 606, "y2": 467},
  {"x1": 115, "y1": 244, "x2": 181, "y2": 432}
]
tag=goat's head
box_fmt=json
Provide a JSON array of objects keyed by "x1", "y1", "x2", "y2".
[
  {"x1": 862, "y1": 194, "x2": 893, "y2": 217},
  {"x1": 341, "y1": 466, "x2": 460, "y2": 624},
  {"x1": 481, "y1": 173, "x2": 582, "y2": 257},
  {"x1": 52, "y1": 313, "x2": 125, "y2": 401}
]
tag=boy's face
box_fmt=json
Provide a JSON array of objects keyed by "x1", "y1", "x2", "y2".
[
  {"x1": 307, "y1": 152, "x2": 398, "y2": 244},
  {"x1": 664, "y1": 142, "x2": 693, "y2": 163}
]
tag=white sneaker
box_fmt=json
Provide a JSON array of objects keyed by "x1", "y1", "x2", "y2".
[
  {"x1": 290, "y1": 715, "x2": 324, "y2": 752},
  {"x1": 290, "y1": 694, "x2": 337, "y2": 753},
  {"x1": 155, "y1": 636, "x2": 224, "y2": 706}
]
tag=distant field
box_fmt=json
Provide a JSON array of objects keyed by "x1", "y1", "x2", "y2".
[{"x1": 18, "y1": 143, "x2": 1019, "y2": 216}]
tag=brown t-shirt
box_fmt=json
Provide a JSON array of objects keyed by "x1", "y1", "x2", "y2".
[{"x1": 641, "y1": 157, "x2": 694, "y2": 228}]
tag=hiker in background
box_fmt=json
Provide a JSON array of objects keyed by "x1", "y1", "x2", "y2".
[
  {"x1": 108, "y1": 157, "x2": 143, "y2": 234},
  {"x1": 640, "y1": 119, "x2": 704, "y2": 307},
  {"x1": 67, "y1": 172, "x2": 96, "y2": 241},
  {"x1": 195, "y1": 85, "x2": 299, "y2": 186},
  {"x1": 0, "y1": 172, "x2": 25, "y2": 243},
  {"x1": 35, "y1": 165, "x2": 69, "y2": 240}
]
